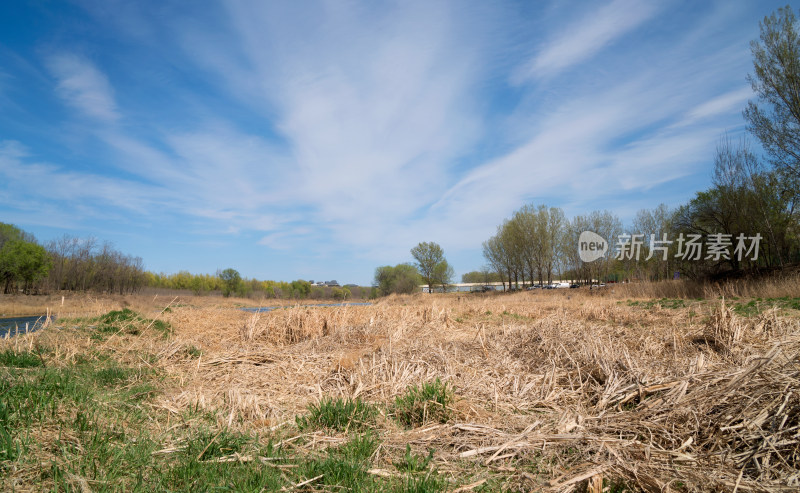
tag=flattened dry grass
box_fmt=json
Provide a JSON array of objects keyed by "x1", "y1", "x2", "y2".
[{"x1": 2, "y1": 284, "x2": 799, "y2": 491}]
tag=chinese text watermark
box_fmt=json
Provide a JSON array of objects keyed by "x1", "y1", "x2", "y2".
[{"x1": 578, "y1": 232, "x2": 762, "y2": 263}]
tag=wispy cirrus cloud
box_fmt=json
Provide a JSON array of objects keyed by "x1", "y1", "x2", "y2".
[
  {"x1": 515, "y1": 0, "x2": 661, "y2": 82},
  {"x1": 683, "y1": 87, "x2": 753, "y2": 124},
  {"x1": 46, "y1": 53, "x2": 119, "y2": 121},
  {"x1": 178, "y1": 1, "x2": 495, "y2": 252},
  {"x1": 0, "y1": 139, "x2": 159, "y2": 218}
]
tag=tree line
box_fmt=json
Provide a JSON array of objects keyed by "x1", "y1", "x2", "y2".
[
  {"x1": 0, "y1": 225, "x2": 147, "y2": 295},
  {"x1": 146, "y1": 268, "x2": 368, "y2": 300},
  {"x1": 480, "y1": 138, "x2": 798, "y2": 287},
  {"x1": 1, "y1": 225, "x2": 369, "y2": 300}
]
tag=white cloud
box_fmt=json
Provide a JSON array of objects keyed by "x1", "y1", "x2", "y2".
[
  {"x1": 0, "y1": 140, "x2": 160, "y2": 218},
  {"x1": 516, "y1": 0, "x2": 660, "y2": 81},
  {"x1": 46, "y1": 53, "x2": 119, "y2": 121},
  {"x1": 94, "y1": 123, "x2": 297, "y2": 234},
  {"x1": 197, "y1": 1, "x2": 490, "y2": 246},
  {"x1": 683, "y1": 87, "x2": 753, "y2": 123}
]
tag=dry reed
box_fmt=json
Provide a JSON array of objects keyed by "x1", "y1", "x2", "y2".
[{"x1": 3, "y1": 286, "x2": 799, "y2": 491}]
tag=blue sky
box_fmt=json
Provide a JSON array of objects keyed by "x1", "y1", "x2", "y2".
[{"x1": 0, "y1": 0, "x2": 787, "y2": 285}]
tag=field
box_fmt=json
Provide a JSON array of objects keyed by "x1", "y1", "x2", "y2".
[{"x1": 1, "y1": 279, "x2": 799, "y2": 492}]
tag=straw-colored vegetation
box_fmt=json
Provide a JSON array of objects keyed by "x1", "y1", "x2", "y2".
[{"x1": 2, "y1": 278, "x2": 799, "y2": 491}]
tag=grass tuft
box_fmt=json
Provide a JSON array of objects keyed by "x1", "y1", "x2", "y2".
[
  {"x1": 393, "y1": 379, "x2": 453, "y2": 428},
  {"x1": 296, "y1": 397, "x2": 379, "y2": 432}
]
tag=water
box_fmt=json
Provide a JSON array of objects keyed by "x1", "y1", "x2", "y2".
[
  {"x1": 0, "y1": 315, "x2": 54, "y2": 338},
  {"x1": 240, "y1": 302, "x2": 372, "y2": 313}
]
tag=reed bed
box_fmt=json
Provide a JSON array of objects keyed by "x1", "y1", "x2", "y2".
[
  {"x1": 610, "y1": 272, "x2": 800, "y2": 300},
  {"x1": 3, "y1": 288, "x2": 799, "y2": 491},
  {"x1": 150, "y1": 292, "x2": 800, "y2": 490}
]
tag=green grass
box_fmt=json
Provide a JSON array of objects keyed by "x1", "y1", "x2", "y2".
[
  {"x1": 0, "y1": 357, "x2": 158, "y2": 488},
  {"x1": 0, "y1": 361, "x2": 471, "y2": 492},
  {"x1": 296, "y1": 397, "x2": 380, "y2": 432},
  {"x1": 731, "y1": 296, "x2": 800, "y2": 316},
  {"x1": 0, "y1": 348, "x2": 45, "y2": 368},
  {"x1": 393, "y1": 379, "x2": 453, "y2": 428},
  {"x1": 298, "y1": 433, "x2": 379, "y2": 491},
  {"x1": 393, "y1": 444, "x2": 434, "y2": 473},
  {"x1": 89, "y1": 308, "x2": 172, "y2": 339}
]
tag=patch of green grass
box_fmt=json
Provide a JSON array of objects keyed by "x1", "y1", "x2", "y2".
[
  {"x1": 501, "y1": 310, "x2": 529, "y2": 320},
  {"x1": 393, "y1": 379, "x2": 453, "y2": 428},
  {"x1": 730, "y1": 297, "x2": 800, "y2": 317},
  {"x1": 390, "y1": 473, "x2": 448, "y2": 493},
  {"x1": 93, "y1": 364, "x2": 135, "y2": 387},
  {"x1": 186, "y1": 428, "x2": 253, "y2": 461},
  {"x1": 1, "y1": 344, "x2": 456, "y2": 492},
  {"x1": 0, "y1": 399, "x2": 20, "y2": 461},
  {"x1": 732, "y1": 300, "x2": 760, "y2": 317},
  {"x1": 296, "y1": 397, "x2": 379, "y2": 432},
  {"x1": 662, "y1": 298, "x2": 686, "y2": 309},
  {"x1": 154, "y1": 428, "x2": 283, "y2": 492},
  {"x1": 0, "y1": 351, "x2": 163, "y2": 488},
  {"x1": 393, "y1": 445, "x2": 434, "y2": 473},
  {"x1": 0, "y1": 349, "x2": 44, "y2": 368},
  {"x1": 89, "y1": 308, "x2": 172, "y2": 339},
  {"x1": 770, "y1": 296, "x2": 800, "y2": 311},
  {"x1": 298, "y1": 433, "x2": 379, "y2": 492}
]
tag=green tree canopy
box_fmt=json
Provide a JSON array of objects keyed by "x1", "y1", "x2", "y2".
[
  {"x1": 411, "y1": 242, "x2": 452, "y2": 292},
  {"x1": 0, "y1": 223, "x2": 51, "y2": 294},
  {"x1": 218, "y1": 268, "x2": 242, "y2": 297},
  {"x1": 373, "y1": 263, "x2": 421, "y2": 296}
]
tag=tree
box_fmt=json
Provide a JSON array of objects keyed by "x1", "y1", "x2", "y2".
[
  {"x1": 461, "y1": 269, "x2": 502, "y2": 284},
  {"x1": 432, "y1": 260, "x2": 455, "y2": 291},
  {"x1": 482, "y1": 227, "x2": 514, "y2": 291},
  {"x1": 331, "y1": 286, "x2": 351, "y2": 300},
  {"x1": 672, "y1": 137, "x2": 798, "y2": 278},
  {"x1": 218, "y1": 268, "x2": 242, "y2": 298},
  {"x1": 582, "y1": 210, "x2": 623, "y2": 284},
  {"x1": 290, "y1": 279, "x2": 311, "y2": 299},
  {"x1": 374, "y1": 263, "x2": 421, "y2": 296},
  {"x1": 0, "y1": 223, "x2": 52, "y2": 294},
  {"x1": 744, "y1": 6, "x2": 800, "y2": 192},
  {"x1": 410, "y1": 242, "x2": 451, "y2": 293},
  {"x1": 0, "y1": 239, "x2": 51, "y2": 294},
  {"x1": 632, "y1": 203, "x2": 676, "y2": 281}
]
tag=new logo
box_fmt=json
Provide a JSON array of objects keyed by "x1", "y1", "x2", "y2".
[{"x1": 578, "y1": 231, "x2": 607, "y2": 262}]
